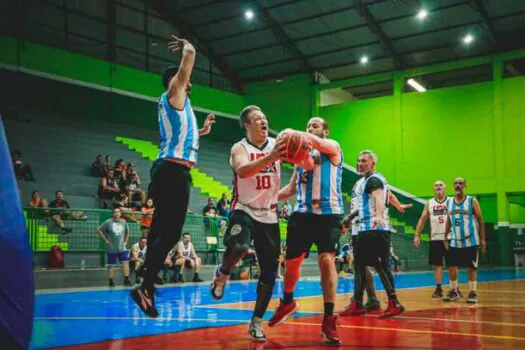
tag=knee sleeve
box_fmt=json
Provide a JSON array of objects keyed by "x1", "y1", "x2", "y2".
[{"x1": 230, "y1": 242, "x2": 250, "y2": 255}]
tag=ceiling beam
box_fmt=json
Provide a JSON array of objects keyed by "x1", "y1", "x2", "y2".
[
  {"x1": 471, "y1": 0, "x2": 498, "y2": 47},
  {"x1": 355, "y1": 0, "x2": 404, "y2": 69},
  {"x1": 251, "y1": 1, "x2": 313, "y2": 73},
  {"x1": 175, "y1": 0, "x2": 232, "y2": 14},
  {"x1": 149, "y1": 0, "x2": 243, "y2": 91}
]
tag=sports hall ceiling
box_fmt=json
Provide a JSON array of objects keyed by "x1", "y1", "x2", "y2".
[{"x1": 153, "y1": 0, "x2": 525, "y2": 89}]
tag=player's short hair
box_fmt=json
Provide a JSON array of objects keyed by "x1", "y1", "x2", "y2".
[
  {"x1": 162, "y1": 66, "x2": 179, "y2": 89},
  {"x1": 359, "y1": 150, "x2": 378, "y2": 163},
  {"x1": 55, "y1": 190, "x2": 63, "y2": 195},
  {"x1": 239, "y1": 105, "x2": 261, "y2": 130},
  {"x1": 183, "y1": 232, "x2": 191, "y2": 237}
]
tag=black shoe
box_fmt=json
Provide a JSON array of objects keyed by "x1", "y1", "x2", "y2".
[
  {"x1": 61, "y1": 227, "x2": 72, "y2": 234},
  {"x1": 109, "y1": 279, "x2": 115, "y2": 288},
  {"x1": 155, "y1": 276, "x2": 164, "y2": 285},
  {"x1": 124, "y1": 279, "x2": 132, "y2": 287},
  {"x1": 176, "y1": 276, "x2": 184, "y2": 283},
  {"x1": 458, "y1": 288, "x2": 464, "y2": 298},
  {"x1": 193, "y1": 275, "x2": 204, "y2": 282},
  {"x1": 432, "y1": 287, "x2": 443, "y2": 299},
  {"x1": 130, "y1": 285, "x2": 158, "y2": 318},
  {"x1": 443, "y1": 289, "x2": 460, "y2": 302},
  {"x1": 467, "y1": 291, "x2": 478, "y2": 304}
]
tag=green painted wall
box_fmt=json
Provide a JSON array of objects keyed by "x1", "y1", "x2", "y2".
[
  {"x1": 510, "y1": 204, "x2": 525, "y2": 224},
  {"x1": 0, "y1": 35, "x2": 247, "y2": 117},
  {"x1": 245, "y1": 74, "x2": 312, "y2": 132}
]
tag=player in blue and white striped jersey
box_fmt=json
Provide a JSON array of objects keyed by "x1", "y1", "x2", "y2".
[
  {"x1": 131, "y1": 36, "x2": 216, "y2": 318},
  {"x1": 443, "y1": 177, "x2": 486, "y2": 304}
]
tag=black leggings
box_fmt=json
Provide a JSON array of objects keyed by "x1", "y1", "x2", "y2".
[{"x1": 143, "y1": 160, "x2": 191, "y2": 290}]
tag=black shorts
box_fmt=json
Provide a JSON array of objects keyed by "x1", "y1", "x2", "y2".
[
  {"x1": 355, "y1": 230, "x2": 390, "y2": 266},
  {"x1": 429, "y1": 241, "x2": 449, "y2": 266},
  {"x1": 447, "y1": 246, "x2": 480, "y2": 269},
  {"x1": 286, "y1": 212, "x2": 343, "y2": 259},
  {"x1": 223, "y1": 210, "x2": 280, "y2": 266}
]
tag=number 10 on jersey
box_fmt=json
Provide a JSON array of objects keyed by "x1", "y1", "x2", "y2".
[{"x1": 256, "y1": 175, "x2": 271, "y2": 189}]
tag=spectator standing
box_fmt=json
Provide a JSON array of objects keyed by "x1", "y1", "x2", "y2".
[
  {"x1": 91, "y1": 155, "x2": 105, "y2": 177},
  {"x1": 96, "y1": 208, "x2": 132, "y2": 287},
  {"x1": 140, "y1": 198, "x2": 155, "y2": 236}
]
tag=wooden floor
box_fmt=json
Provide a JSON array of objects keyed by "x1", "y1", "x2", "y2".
[{"x1": 32, "y1": 269, "x2": 525, "y2": 349}]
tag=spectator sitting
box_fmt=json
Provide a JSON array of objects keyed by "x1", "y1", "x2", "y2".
[
  {"x1": 130, "y1": 236, "x2": 147, "y2": 284},
  {"x1": 140, "y1": 198, "x2": 154, "y2": 236},
  {"x1": 335, "y1": 237, "x2": 354, "y2": 276},
  {"x1": 124, "y1": 173, "x2": 146, "y2": 209},
  {"x1": 217, "y1": 193, "x2": 231, "y2": 217},
  {"x1": 202, "y1": 197, "x2": 216, "y2": 216},
  {"x1": 49, "y1": 190, "x2": 88, "y2": 234},
  {"x1": 12, "y1": 149, "x2": 36, "y2": 182},
  {"x1": 96, "y1": 207, "x2": 132, "y2": 287},
  {"x1": 98, "y1": 169, "x2": 120, "y2": 208},
  {"x1": 103, "y1": 155, "x2": 112, "y2": 175},
  {"x1": 279, "y1": 199, "x2": 292, "y2": 220},
  {"x1": 28, "y1": 190, "x2": 49, "y2": 218},
  {"x1": 113, "y1": 159, "x2": 127, "y2": 184},
  {"x1": 203, "y1": 207, "x2": 218, "y2": 234},
  {"x1": 113, "y1": 194, "x2": 138, "y2": 222},
  {"x1": 91, "y1": 154, "x2": 105, "y2": 177},
  {"x1": 163, "y1": 233, "x2": 203, "y2": 283}
]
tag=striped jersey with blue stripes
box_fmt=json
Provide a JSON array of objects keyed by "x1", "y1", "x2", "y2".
[
  {"x1": 447, "y1": 196, "x2": 479, "y2": 248},
  {"x1": 294, "y1": 150, "x2": 344, "y2": 215},
  {"x1": 355, "y1": 172, "x2": 392, "y2": 232},
  {"x1": 157, "y1": 92, "x2": 199, "y2": 163}
]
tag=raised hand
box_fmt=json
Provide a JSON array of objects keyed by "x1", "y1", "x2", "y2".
[{"x1": 168, "y1": 35, "x2": 189, "y2": 54}]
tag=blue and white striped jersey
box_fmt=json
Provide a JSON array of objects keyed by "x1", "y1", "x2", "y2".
[
  {"x1": 157, "y1": 92, "x2": 199, "y2": 163},
  {"x1": 448, "y1": 196, "x2": 480, "y2": 248}
]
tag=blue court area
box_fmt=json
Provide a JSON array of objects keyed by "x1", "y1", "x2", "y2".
[{"x1": 32, "y1": 268, "x2": 525, "y2": 349}]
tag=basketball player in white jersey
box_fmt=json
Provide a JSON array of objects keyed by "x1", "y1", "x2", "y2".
[
  {"x1": 269, "y1": 117, "x2": 343, "y2": 345},
  {"x1": 131, "y1": 36, "x2": 216, "y2": 317},
  {"x1": 174, "y1": 233, "x2": 203, "y2": 282},
  {"x1": 210, "y1": 105, "x2": 285, "y2": 342},
  {"x1": 444, "y1": 177, "x2": 486, "y2": 303},
  {"x1": 414, "y1": 181, "x2": 451, "y2": 299}
]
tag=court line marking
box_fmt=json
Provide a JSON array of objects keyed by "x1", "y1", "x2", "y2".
[
  {"x1": 34, "y1": 316, "x2": 249, "y2": 323},
  {"x1": 289, "y1": 321, "x2": 525, "y2": 341},
  {"x1": 33, "y1": 316, "x2": 525, "y2": 341}
]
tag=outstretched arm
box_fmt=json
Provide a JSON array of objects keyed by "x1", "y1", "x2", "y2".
[
  {"x1": 389, "y1": 192, "x2": 413, "y2": 213},
  {"x1": 167, "y1": 36, "x2": 196, "y2": 109}
]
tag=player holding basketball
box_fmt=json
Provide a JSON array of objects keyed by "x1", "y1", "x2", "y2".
[
  {"x1": 131, "y1": 36, "x2": 216, "y2": 317},
  {"x1": 443, "y1": 177, "x2": 486, "y2": 303},
  {"x1": 268, "y1": 117, "x2": 343, "y2": 345},
  {"x1": 413, "y1": 181, "x2": 451, "y2": 299},
  {"x1": 340, "y1": 150, "x2": 404, "y2": 318},
  {"x1": 210, "y1": 105, "x2": 286, "y2": 342}
]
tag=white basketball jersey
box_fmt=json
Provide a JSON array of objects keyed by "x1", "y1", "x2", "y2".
[
  {"x1": 428, "y1": 197, "x2": 449, "y2": 241},
  {"x1": 132, "y1": 242, "x2": 147, "y2": 260},
  {"x1": 231, "y1": 137, "x2": 281, "y2": 224},
  {"x1": 350, "y1": 178, "x2": 364, "y2": 236},
  {"x1": 180, "y1": 242, "x2": 193, "y2": 258}
]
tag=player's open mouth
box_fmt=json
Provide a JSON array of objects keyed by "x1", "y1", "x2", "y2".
[{"x1": 261, "y1": 126, "x2": 268, "y2": 131}]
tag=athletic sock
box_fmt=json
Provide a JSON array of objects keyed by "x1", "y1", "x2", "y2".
[
  {"x1": 283, "y1": 292, "x2": 294, "y2": 305},
  {"x1": 450, "y1": 280, "x2": 458, "y2": 291},
  {"x1": 324, "y1": 302, "x2": 334, "y2": 317},
  {"x1": 468, "y1": 281, "x2": 477, "y2": 292}
]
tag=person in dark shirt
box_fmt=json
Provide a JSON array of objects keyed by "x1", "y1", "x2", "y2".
[
  {"x1": 98, "y1": 169, "x2": 120, "y2": 208},
  {"x1": 49, "y1": 191, "x2": 88, "y2": 234},
  {"x1": 217, "y1": 193, "x2": 231, "y2": 217},
  {"x1": 91, "y1": 154, "x2": 105, "y2": 177},
  {"x1": 202, "y1": 197, "x2": 216, "y2": 216},
  {"x1": 12, "y1": 149, "x2": 35, "y2": 182}
]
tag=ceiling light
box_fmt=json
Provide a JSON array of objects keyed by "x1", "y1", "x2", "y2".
[
  {"x1": 407, "y1": 78, "x2": 426, "y2": 92},
  {"x1": 360, "y1": 55, "x2": 369, "y2": 64},
  {"x1": 463, "y1": 33, "x2": 474, "y2": 44},
  {"x1": 416, "y1": 9, "x2": 428, "y2": 20},
  {"x1": 244, "y1": 10, "x2": 254, "y2": 20}
]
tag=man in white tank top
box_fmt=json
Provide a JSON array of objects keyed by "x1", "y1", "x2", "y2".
[
  {"x1": 210, "y1": 105, "x2": 284, "y2": 343},
  {"x1": 414, "y1": 181, "x2": 452, "y2": 299}
]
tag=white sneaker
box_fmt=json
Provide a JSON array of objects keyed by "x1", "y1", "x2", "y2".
[
  {"x1": 248, "y1": 317, "x2": 266, "y2": 342},
  {"x1": 210, "y1": 265, "x2": 230, "y2": 300}
]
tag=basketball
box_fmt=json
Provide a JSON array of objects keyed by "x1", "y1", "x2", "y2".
[
  {"x1": 277, "y1": 129, "x2": 312, "y2": 163},
  {"x1": 240, "y1": 270, "x2": 250, "y2": 280}
]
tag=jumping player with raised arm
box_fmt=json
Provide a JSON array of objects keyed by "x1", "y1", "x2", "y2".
[
  {"x1": 268, "y1": 117, "x2": 344, "y2": 345},
  {"x1": 131, "y1": 36, "x2": 216, "y2": 318}
]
